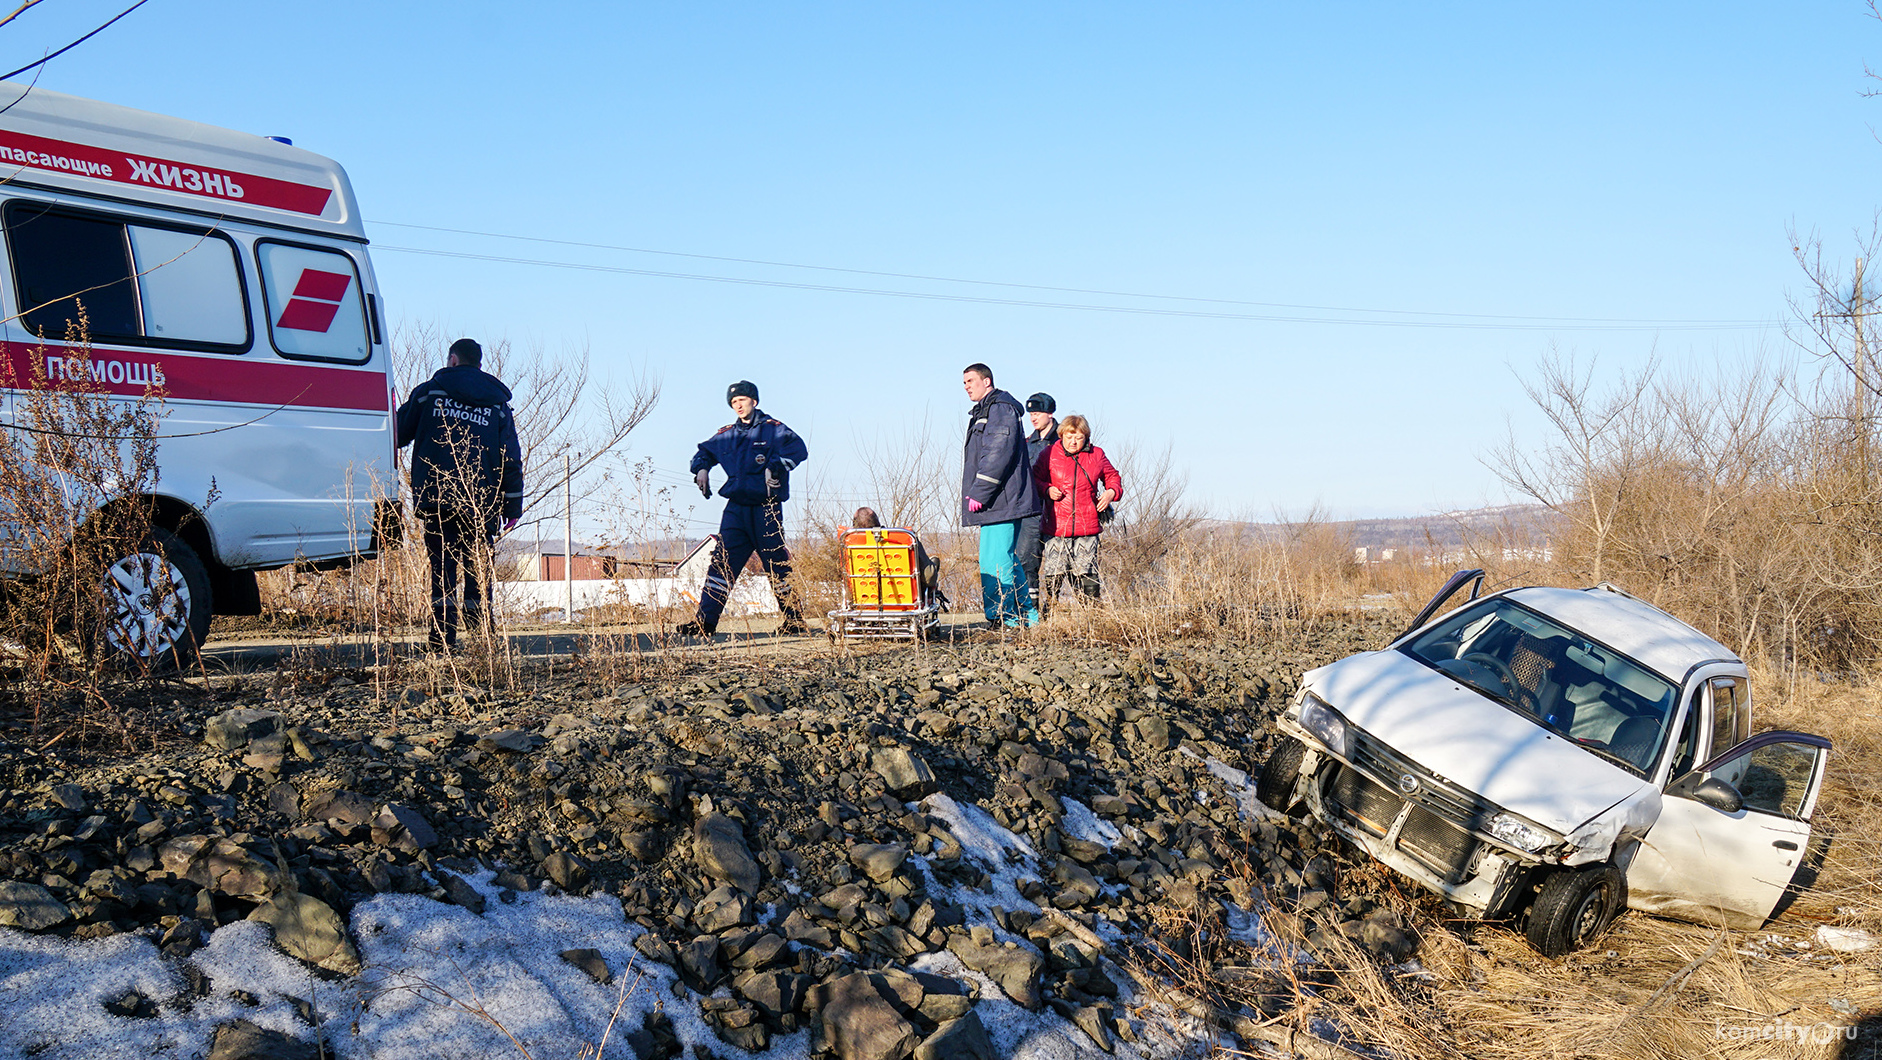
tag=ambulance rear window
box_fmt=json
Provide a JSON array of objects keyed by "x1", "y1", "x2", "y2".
[
  {"x1": 3, "y1": 201, "x2": 249, "y2": 352},
  {"x1": 256, "y1": 241, "x2": 370, "y2": 365}
]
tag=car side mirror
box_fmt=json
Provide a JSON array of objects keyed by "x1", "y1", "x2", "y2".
[{"x1": 1690, "y1": 776, "x2": 1744, "y2": 814}]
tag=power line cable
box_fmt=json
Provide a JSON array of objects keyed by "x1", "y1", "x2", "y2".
[
  {"x1": 0, "y1": 0, "x2": 149, "y2": 82},
  {"x1": 369, "y1": 218, "x2": 1775, "y2": 330},
  {"x1": 371, "y1": 243, "x2": 1776, "y2": 332}
]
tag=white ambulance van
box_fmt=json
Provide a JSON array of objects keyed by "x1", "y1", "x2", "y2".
[{"x1": 0, "y1": 85, "x2": 396, "y2": 664}]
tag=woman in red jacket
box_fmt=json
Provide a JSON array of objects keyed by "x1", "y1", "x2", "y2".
[{"x1": 1031, "y1": 414, "x2": 1123, "y2": 609}]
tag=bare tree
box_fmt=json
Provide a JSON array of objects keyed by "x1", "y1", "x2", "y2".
[{"x1": 1488, "y1": 350, "x2": 1667, "y2": 583}]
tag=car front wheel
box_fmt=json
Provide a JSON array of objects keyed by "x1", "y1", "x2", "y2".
[
  {"x1": 1255, "y1": 736, "x2": 1307, "y2": 814},
  {"x1": 1525, "y1": 863, "x2": 1627, "y2": 957},
  {"x1": 97, "y1": 527, "x2": 212, "y2": 672}
]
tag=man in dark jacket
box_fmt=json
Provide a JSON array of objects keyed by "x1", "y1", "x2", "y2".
[
  {"x1": 677, "y1": 380, "x2": 810, "y2": 638},
  {"x1": 961, "y1": 364, "x2": 1040, "y2": 628},
  {"x1": 1019, "y1": 392, "x2": 1058, "y2": 612},
  {"x1": 396, "y1": 337, "x2": 523, "y2": 651}
]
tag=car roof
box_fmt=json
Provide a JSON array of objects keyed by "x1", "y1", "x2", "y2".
[
  {"x1": 0, "y1": 83, "x2": 363, "y2": 240},
  {"x1": 1503, "y1": 585, "x2": 1740, "y2": 682}
]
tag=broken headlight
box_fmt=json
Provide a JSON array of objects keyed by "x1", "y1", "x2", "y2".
[
  {"x1": 1297, "y1": 693, "x2": 1351, "y2": 759},
  {"x1": 1487, "y1": 812, "x2": 1556, "y2": 853}
]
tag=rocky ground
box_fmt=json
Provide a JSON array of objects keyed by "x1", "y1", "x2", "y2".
[{"x1": 0, "y1": 619, "x2": 1428, "y2": 1060}]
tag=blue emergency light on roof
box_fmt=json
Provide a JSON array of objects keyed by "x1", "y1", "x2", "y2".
[{"x1": 264, "y1": 135, "x2": 292, "y2": 145}]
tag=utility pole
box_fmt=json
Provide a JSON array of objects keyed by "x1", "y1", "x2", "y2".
[
  {"x1": 564, "y1": 452, "x2": 574, "y2": 622},
  {"x1": 1858, "y1": 258, "x2": 1871, "y2": 492}
]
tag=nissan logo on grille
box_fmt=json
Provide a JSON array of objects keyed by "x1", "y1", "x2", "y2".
[{"x1": 1397, "y1": 773, "x2": 1420, "y2": 795}]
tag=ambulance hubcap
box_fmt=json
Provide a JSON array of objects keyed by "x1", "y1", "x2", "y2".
[{"x1": 102, "y1": 551, "x2": 190, "y2": 658}]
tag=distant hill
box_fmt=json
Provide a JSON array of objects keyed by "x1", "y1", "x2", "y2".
[{"x1": 1196, "y1": 503, "x2": 1559, "y2": 553}]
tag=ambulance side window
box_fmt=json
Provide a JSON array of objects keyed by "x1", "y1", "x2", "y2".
[
  {"x1": 256, "y1": 241, "x2": 370, "y2": 364},
  {"x1": 7, "y1": 205, "x2": 139, "y2": 341},
  {"x1": 3, "y1": 201, "x2": 249, "y2": 352}
]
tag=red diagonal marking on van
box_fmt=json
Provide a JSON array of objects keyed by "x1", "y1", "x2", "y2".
[
  {"x1": 291, "y1": 269, "x2": 351, "y2": 301},
  {"x1": 276, "y1": 298, "x2": 342, "y2": 332}
]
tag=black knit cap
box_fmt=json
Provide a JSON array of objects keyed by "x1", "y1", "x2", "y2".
[
  {"x1": 449, "y1": 338, "x2": 483, "y2": 366},
  {"x1": 726, "y1": 380, "x2": 760, "y2": 406},
  {"x1": 1026, "y1": 392, "x2": 1056, "y2": 414}
]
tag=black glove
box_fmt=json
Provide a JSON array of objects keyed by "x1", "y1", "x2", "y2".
[
  {"x1": 765, "y1": 468, "x2": 781, "y2": 490},
  {"x1": 695, "y1": 469, "x2": 711, "y2": 498}
]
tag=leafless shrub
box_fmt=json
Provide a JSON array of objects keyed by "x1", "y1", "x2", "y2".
[{"x1": 0, "y1": 312, "x2": 179, "y2": 739}]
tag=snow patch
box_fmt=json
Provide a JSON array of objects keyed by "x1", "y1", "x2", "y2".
[{"x1": 1060, "y1": 798, "x2": 1123, "y2": 849}]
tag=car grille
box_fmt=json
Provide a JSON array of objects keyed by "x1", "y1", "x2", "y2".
[
  {"x1": 1349, "y1": 730, "x2": 1497, "y2": 833},
  {"x1": 1397, "y1": 805, "x2": 1477, "y2": 882},
  {"x1": 1325, "y1": 734, "x2": 1489, "y2": 884},
  {"x1": 1328, "y1": 766, "x2": 1402, "y2": 835}
]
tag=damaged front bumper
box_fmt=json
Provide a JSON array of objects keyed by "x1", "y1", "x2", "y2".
[{"x1": 1275, "y1": 715, "x2": 1560, "y2": 919}]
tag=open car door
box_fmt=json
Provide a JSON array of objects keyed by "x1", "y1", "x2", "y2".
[
  {"x1": 1394, "y1": 568, "x2": 1485, "y2": 644},
  {"x1": 1626, "y1": 731, "x2": 1831, "y2": 929}
]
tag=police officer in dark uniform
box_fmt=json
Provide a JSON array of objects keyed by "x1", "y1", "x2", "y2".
[
  {"x1": 396, "y1": 337, "x2": 523, "y2": 652},
  {"x1": 677, "y1": 380, "x2": 810, "y2": 637}
]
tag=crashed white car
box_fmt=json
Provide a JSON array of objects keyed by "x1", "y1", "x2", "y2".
[{"x1": 1258, "y1": 572, "x2": 1831, "y2": 956}]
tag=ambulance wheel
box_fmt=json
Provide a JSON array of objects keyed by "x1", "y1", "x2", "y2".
[
  {"x1": 96, "y1": 527, "x2": 212, "y2": 672},
  {"x1": 1525, "y1": 863, "x2": 1627, "y2": 957},
  {"x1": 1255, "y1": 736, "x2": 1308, "y2": 815}
]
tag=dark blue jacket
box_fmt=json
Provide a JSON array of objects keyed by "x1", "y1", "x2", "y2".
[
  {"x1": 961, "y1": 388, "x2": 1038, "y2": 526},
  {"x1": 396, "y1": 365, "x2": 524, "y2": 522},
  {"x1": 1025, "y1": 420, "x2": 1058, "y2": 515},
  {"x1": 691, "y1": 409, "x2": 809, "y2": 506}
]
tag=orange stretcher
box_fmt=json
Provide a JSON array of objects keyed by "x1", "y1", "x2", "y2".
[{"x1": 827, "y1": 527, "x2": 944, "y2": 641}]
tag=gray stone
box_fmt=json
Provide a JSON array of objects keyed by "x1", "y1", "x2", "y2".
[
  {"x1": 915, "y1": 1012, "x2": 997, "y2": 1060},
  {"x1": 48, "y1": 783, "x2": 87, "y2": 812},
  {"x1": 871, "y1": 748, "x2": 939, "y2": 798},
  {"x1": 478, "y1": 729, "x2": 543, "y2": 754},
  {"x1": 302, "y1": 789, "x2": 374, "y2": 826},
  {"x1": 678, "y1": 935, "x2": 726, "y2": 992},
  {"x1": 611, "y1": 797, "x2": 671, "y2": 825},
  {"x1": 207, "y1": 1018, "x2": 319, "y2": 1060},
  {"x1": 266, "y1": 783, "x2": 301, "y2": 819},
  {"x1": 849, "y1": 843, "x2": 908, "y2": 883},
  {"x1": 370, "y1": 804, "x2": 438, "y2": 853},
  {"x1": 620, "y1": 829, "x2": 663, "y2": 862},
  {"x1": 159, "y1": 836, "x2": 287, "y2": 899},
  {"x1": 543, "y1": 852, "x2": 592, "y2": 892},
  {"x1": 1134, "y1": 717, "x2": 1173, "y2": 749},
  {"x1": 735, "y1": 969, "x2": 810, "y2": 1023},
  {"x1": 947, "y1": 934, "x2": 1044, "y2": 1009},
  {"x1": 441, "y1": 873, "x2": 486, "y2": 914},
  {"x1": 248, "y1": 893, "x2": 361, "y2": 975},
  {"x1": 1067, "y1": 1004, "x2": 1114, "y2": 1053},
  {"x1": 694, "y1": 813, "x2": 761, "y2": 894},
  {"x1": 561, "y1": 947, "x2": 612, "y2": 985},
  {"x1": 782, "y1": 907, "x2": 834, "y2": 948},
  {"x1": 205, "y1": 709, "x2": 282, "y2": 751},
  {"x1": 1054, "y1": 862, "x2": 1101, "y2": 904},
  {"x1": 818, "y1": 972, "x2": 919, "y2": 1060},
  {"x1": 0, "y1": 881, "x2": 70, "y2": 930},
  {"x1": 694, "y1": 884, "x2": 755, "y2": 933},
  {"x1": 1361, "y1": 916, "x2": 1417, "y2": 962},
  {"x1": 729, "y1": 931, "x2": 788, "y2": 970}
]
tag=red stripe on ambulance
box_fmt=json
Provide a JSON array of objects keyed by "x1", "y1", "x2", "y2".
[
  {"x1": 0, "y1": 342, "x2": 387, "y2": 412},
  {"x1": 0, "y1": 129, "x2": 334, "y2": 216}
]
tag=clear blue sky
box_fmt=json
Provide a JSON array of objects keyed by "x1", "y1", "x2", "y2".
[{"x1": 16, "y1": 2, "x2": 1882, "y2": 529}]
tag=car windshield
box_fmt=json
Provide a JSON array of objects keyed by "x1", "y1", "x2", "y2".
[{"x1": 1401, "y1": 598, "x2": 1680, "y2": 775}]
